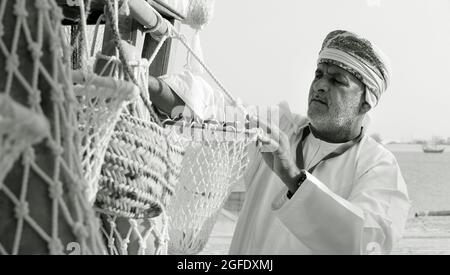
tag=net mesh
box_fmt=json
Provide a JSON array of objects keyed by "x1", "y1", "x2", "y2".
[
  {"x1": 92, "y1": 1, "x2": 259, "y2": 255},
  {"x1": 0, "y1": 0, "x2": 259, "y2": 255},
  {"x1": 92, "y1": 57, "x2": 184, "y2": 255},
  {"x1": 167, "y1": 125, "x2": 255, "y2": 255},
  {"x1": 0, "y1": 95, "x2": 50, "y2": 184},
  {"x1": 85, "y1": 0, "x2": 184, "y2": 255},
  {"x1": 0, "y1": 0, "x2": 105, "y2": 255},
  {"x1": 73, "y1": 70, "x2": 139, "y2": 203}
]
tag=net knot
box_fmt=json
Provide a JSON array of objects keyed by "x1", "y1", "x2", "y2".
[
  {"x1": 73, "y1": 222, "x2": 89, "y2": 240},
  {"x1": 28, "y1": 89, "x2": 42, "y2": 107},
  {"x1": 138, "y1": 240, "x2": 147, "y2": 251},
  {"x1": 49, "y1": 181, "x2": 63, "y2": 200},
  {"x1": 108, "y1": 239, "x2": 116, "y2": 251},
  {"x1": 22, "y1": 148, "x2": 36, "y2": 165},
  {"x1": 35, "y1": 0, "x2": 51, "y2": 12},
  {"x1": 6, "y1": 54, "x2": 19, "y2": 74},
  {"x1": 129, "y1": 219, "x2": 138, "y2": 228},
  {"x1": 118, "y1": 242, "x2": 128, "y2": 254},
  {"x1": 14, "y1": 0, "x2": 29, "y2": 19},
  {"x1": 28, "y1": 42, "x2": 43, "y2": 60},
  {"x1": 108, "y1": 219, "x2": 117, "y2": 230},
  {"x1": 47, "y1": 140, "x2": 64, "y2": 157},
  {"x1": 48, "y1": 238, "x2": 64, "y2": 255},
  {"x1": 120, "y1": 238, "x2": 130, "y2": 252},
  {"x1": 15, "y1": 202, "x2": 30, "y2": 219}
]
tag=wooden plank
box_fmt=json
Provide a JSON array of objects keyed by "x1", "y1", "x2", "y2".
[
  {"x1": 152, "y1": 0, "x2": 186, "y2": 21},
  {"x1": 143, "y1": 20, "x2": 174, "y2": 77},
  {"x1": 56, "y1": 0, "x2": 185, "y2": 25},
  {"x1": 56, "y1": 0, "x2": 105, "y2": 24}
]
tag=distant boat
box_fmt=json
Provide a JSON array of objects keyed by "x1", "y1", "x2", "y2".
[{"x1": 422, "y1": 144, "x2": 445, "y2": 153}]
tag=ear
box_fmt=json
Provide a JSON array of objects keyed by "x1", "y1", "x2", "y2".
[{"x1": 360, "y1": 101, "x2": 371, "y2": 114}]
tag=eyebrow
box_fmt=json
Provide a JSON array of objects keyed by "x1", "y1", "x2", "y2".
[
  {"x1": 328, "y1": 70, "x2": 344, "y2": 77},
  {"x1": 330, "y1": 70, "x2": 349, "y2": 80},
  {"x1": 317, "y1": 67, "x2": 351, "y2": 82}
]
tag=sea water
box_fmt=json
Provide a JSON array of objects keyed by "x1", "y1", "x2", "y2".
[{"x1": 386, "y1": 144, "x2": 450, "y2": 214}]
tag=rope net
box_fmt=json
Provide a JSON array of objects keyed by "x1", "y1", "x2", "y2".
[
  {"x1": 73, "y1": 70, "x2": 139, "y2": 203},
  {"x1": 93, "y1": 58, "x2": 184, "y2": 255},
  {"x1": 166, "y1": 125, "x2": 255, "y2": 255},
  {"x1": 0, "y1": 0, "x2": 258, "y2": 255},
  {"x1": 0, "y1": 95, "x2": 50, "y2": 184},
  {"x1": 156, "y1": 0, "x2": 259, "y2": 254},
  {"x1": 0, "y1": 0, "x2": 105, "y2": 255},
  {"x1": 89, "y1": 0, "x2": 256, "y2": 254},
  {"x1": 81, "y1": 0, "x2": 185, "y2": 255}
]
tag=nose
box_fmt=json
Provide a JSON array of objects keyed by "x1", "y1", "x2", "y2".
[{"x1": 312, "y1": 77, "x2": 330, "y2": 94}]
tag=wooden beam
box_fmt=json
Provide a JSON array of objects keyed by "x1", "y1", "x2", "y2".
[{"x1": 56, "y1": 0, "x2": 185, "y2": 25}]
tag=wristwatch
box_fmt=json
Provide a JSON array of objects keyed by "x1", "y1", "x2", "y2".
[{"x1": 287, "y1": 169, "x2": 307, "y2": 199}]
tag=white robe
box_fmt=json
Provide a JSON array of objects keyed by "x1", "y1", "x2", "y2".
[{"x1": 229, "y1": 102, "x2": 411, "y2": 255}]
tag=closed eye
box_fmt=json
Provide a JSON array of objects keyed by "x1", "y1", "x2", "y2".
[
  {"x1": 314, "y1": 70, "x2": 323, "y2": 79},
  {"x1": 334, "y1": 77, "x2": 349, "y2": 86}
]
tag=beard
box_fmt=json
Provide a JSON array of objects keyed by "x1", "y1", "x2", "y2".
[{"x1": 307, "y1": 100, "x2": 360, "y2": 134}]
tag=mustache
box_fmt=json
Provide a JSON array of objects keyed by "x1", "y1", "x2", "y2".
[{"x1": 310, "y1": 95, "x2": 328, "y2": 105}]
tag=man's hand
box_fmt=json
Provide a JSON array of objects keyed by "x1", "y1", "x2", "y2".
[{"x1": 256, "y1": 122, "x2": 302, "y2": 193}]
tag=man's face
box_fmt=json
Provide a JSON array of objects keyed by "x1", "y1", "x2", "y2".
[{"x1": 307, "y1": 63, "x2": 366, "y2": 131}]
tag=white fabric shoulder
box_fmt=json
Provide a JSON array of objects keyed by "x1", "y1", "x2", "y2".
[{"x1": 354, "y1": 136, "x2": 402, "y2": 181}]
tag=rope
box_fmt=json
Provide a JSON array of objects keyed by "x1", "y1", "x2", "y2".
[
  {"x1": 131, "y1": 3, "x2": 265, "y2": 255},
  {"x1": 104, "y1": 0, "x2": 138, "y2": 85},
  {"x1": 87, "y1": 0, "x2": 185, "y2": 255},
  {"x1": 70, "y1": 0, "x2": 93, "y2": 70},
  {"x1": 103, "y1": 0, "x2": 162, "y2": 124},
  {"x1": 0, "y1": 0, "x2": 106, "y2": 255},
  {"x1": 173, "y1": 30, "x2": 245, "y2": 114},
  {"x1": 90, "y1": 14, "x2": 105, "y2": 57},
  {"x1": 139, "y1": 3, "x2": 249, "y2": 118}
]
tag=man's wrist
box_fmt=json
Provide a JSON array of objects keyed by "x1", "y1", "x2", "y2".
[{"x1": 285, "y1": 164, "x2": 301, "y2": 184}]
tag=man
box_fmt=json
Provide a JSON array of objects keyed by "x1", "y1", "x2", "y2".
[
  {"x1": 149, "y1": 30, "x2": 411, "y2": 255},
  {"x1": 228, "y1": 30, "x2": 411, "y2": 255}
]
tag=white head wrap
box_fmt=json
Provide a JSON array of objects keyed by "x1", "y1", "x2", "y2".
[{"x1": 318, "y1": 31, "x2": 391, "y2": 108}]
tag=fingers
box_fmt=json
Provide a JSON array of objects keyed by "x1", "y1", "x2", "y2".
[
  {"x1": 257, "y1": 132, "x2": 280, "y2": 153},
  {"x1": 246, "y1": 114, "x2": 276, "y2": 133}
]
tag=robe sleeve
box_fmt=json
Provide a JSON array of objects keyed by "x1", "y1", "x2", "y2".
[
  {"x1": 241, "y1": 142, "x2": 263, "y2": 191},
  {"x1": 273, "y1": 156, "x2": 411, "y2": 255}
]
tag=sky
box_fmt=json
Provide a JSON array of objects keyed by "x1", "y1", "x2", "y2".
[{"x1": 170, "y1": 0, "x2": 450, "y2": 142}]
